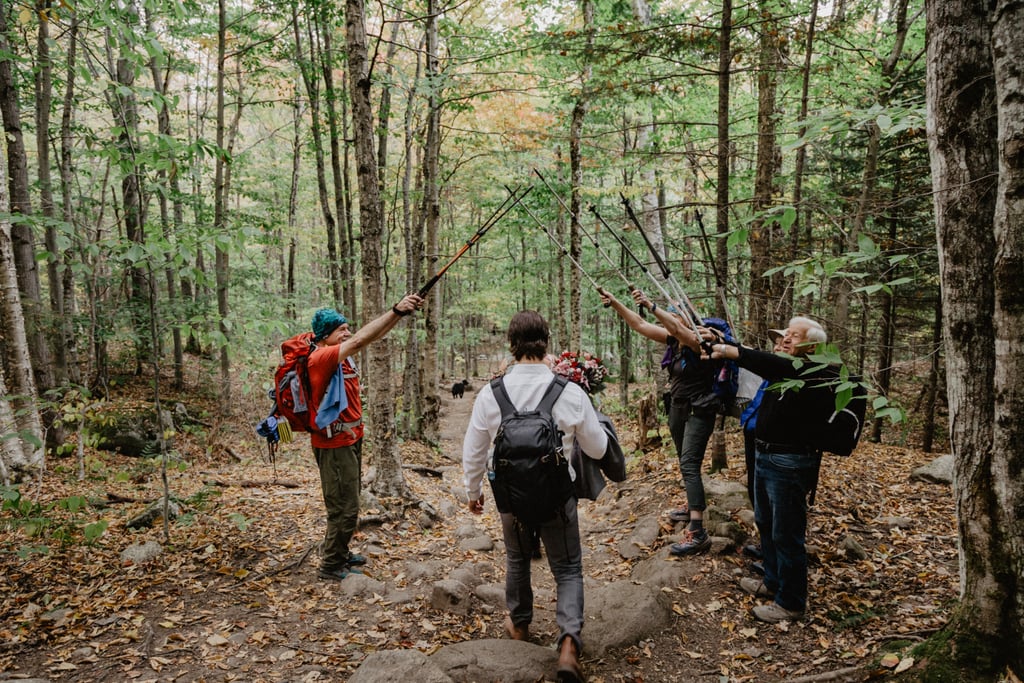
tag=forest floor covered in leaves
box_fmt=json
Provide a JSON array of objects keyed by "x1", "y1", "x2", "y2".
[{"x1": 1, "y1": 374, "x2": 958, "y2": 682}]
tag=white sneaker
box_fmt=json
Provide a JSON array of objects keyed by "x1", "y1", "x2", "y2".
[
  {"x1": 753, "y1": 602, "x2": 804, "y2": 623},
  {"x1": 739, "y1": 577, "x2": 774, "y2": 598}
]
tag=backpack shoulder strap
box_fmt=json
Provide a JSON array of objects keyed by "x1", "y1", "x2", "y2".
[
  {"x1": 490, "y1": 377, "x2": 517, "y2": 419},
  {"x1": 536, "y1": 375, "x2": 568, "y2": 415}
]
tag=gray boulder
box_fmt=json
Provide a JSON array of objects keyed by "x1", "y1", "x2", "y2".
[
  {"x1": 429, "y1": 639, "x2": 558, "y2": 683},
  {"x1": 616, "y1": 514, "x2": 661, "y2": 559},
  {"x1": 348, "y1": 649, "x2": 452, "y2": 683},
  {"x1": 910, "y1": 453, "x2": 954, "y2": 485},
  {"x1": 583, "y1": 580, "x2": 674, "y2": 656}
]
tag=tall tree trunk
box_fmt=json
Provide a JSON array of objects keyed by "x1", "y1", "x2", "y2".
[
  {"x1": 318, "y1": 3, "x2": 347, "y2": 308},
  {"x1": 832, "y1": 0, "x2": 910, "y2": 347},
  {"x1": 214, "y1": 0, "x2": 231, "y2": 406},
  {"x1": 926, "y1": 0, "x2": 1024, "y2": 674},
  {"x1": 568, "y1": 0, "x2": 594, "y2": 350},
  {"x1": 790, "y1": 0, "x2": 818, "y2": 317},
  {"x1": 0, "y1": 0, "x2": 54, "y2": 397},
  {"x1": 986, "y1": 0, "x2": 1024, "y2": 669},
  {"x1": 402, "y1": 37, "x2": 424, "y2": 437},
  {"x1": 107, "y1": 3, "x2": 150, "y2": 375},
  {"x1": 294, "y1": 3, "x2": 341, "y2": 306},
  {"x1": 35, "y1": 0, "x2": 67, "y2": 386},
  {"x1": 58, "y1": 12, "x2": 81, "y2": 386},
  {"x1": 340, "y1": 69, "x2": 357, "y2": 317},
  {"x1": 715, "y1": 0, "x2": 732, "y2": 323},
  {"x1": 921, "y1": 294, "x2": 941, "y2": 453},
  {"x1": 286, "y1": 84, "x2": 303, "y2": 316},
  {"x1": 0, "y1": 140, "x2": 44, "y2": 481},
  {"x1": 419, "y1": 0, "x2": 441, "y2": 444},
  {"x1": 747, "y1": 3, "x2": 782, "y2": 347},
  {"x1": 870, "y1": 174, "x2": 901, "y2": 443},
  {"x1": 345, "y1": 0, "x2": 406, "y2": 497},
  {"x1": 146, "y1": 9, "x2": 184, "y2": 389}
]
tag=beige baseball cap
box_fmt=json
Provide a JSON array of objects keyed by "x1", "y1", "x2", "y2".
[{"x1": 767, "y1": 328, "x2": 786, "y2": 340}]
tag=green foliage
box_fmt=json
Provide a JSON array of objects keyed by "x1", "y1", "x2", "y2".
[
  {"x1": 228, "y1": 512, "x2": 251, "y2": 531},
  {"x1": 0, "y1": 486, "x2": 110, "y2": 550}
]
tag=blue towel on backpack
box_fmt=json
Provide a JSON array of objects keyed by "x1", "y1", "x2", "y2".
[{"x1": 315, "y1": 361, "x2": 349, "y2": 429}]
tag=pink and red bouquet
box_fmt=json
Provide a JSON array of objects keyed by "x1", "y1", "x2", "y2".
[{"x1": 552, "y1": 350, "x2": 609, "y2": 395}]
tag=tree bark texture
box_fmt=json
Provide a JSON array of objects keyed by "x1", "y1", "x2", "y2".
[
  {"x1": 928, "y1": 0, "x2": 1023, "y2": 674},
  {"x1": 989, "y1": 0, "x2": 1024, "y2": 671},
  {"x1": 419, "y1": 0, "x2": 442, "y2": 444},
  {"x1": 0, "y1": 0, "x2": 54, "y2": 395},
  {"x1": 0, "y1": 138, "x2": 44, "y2": 479},
  {"x1": 345, "y1": 0, "x2": 406, "y2": 498}
]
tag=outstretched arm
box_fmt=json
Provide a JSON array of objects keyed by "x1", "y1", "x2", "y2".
[
  {"x1": 598, "y1": 287, "x2": 669, "y2": 343},
  {"x1": 629, "y1": 289, "x2": 701, "y2": 351},
  {"x1": 338, "y1": 293, "x2": 424, "y2": 360}
]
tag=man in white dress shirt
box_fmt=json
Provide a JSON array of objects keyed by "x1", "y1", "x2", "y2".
[{"x1": 463, "y1": 310, "x2": 607, "y2": 683}]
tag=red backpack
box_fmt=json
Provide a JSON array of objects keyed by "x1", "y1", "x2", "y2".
[{"x1": 273, "y1": 332, "x2": 318, "y2": 433}]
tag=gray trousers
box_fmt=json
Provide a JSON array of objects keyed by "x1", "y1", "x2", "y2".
[{"x1": 500, "y1": 498, "x2": 584, "y2": 652}]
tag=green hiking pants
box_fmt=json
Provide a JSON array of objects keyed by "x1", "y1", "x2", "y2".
[{"x1": 314, "y1": 440, "x2": 362, "y2": 570}]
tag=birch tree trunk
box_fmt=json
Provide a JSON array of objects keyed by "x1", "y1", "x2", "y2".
[
  {"x1": 0, "y1": 138, "x2": 44, "y2": 480},
  {"x1": 926, "y1": 0, "x2": 1024, "y2": 674},
  {"x1": 0, "y1": 0, "x2": 54, "y2": 396},
  {"x1": 345, "y1": 0, "x2": 406, "y2": 497}
]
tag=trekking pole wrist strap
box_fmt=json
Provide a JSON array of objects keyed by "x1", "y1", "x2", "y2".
[{"x1": 392, "y1": 304, "x2": 411, "y2": 317}]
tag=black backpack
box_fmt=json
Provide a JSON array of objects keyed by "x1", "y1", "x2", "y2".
[
  {"x1": 488, "y1": 375, "x2": 573, "y2": 526},
  {"x1": 800, "y1": 368, "x2": 868, "y2": 457}
]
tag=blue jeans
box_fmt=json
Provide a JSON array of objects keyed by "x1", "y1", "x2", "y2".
[
  {"x1": 500, "y1": 498, "x2": 584, "y2": 653},
  {"x1": 753, "y1": 450, "x2": 820, "y2": 612},
  {"x1": 668, "y1": 403, "x2": 716, "y2": 512}
]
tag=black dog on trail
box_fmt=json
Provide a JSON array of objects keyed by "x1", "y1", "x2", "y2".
[{"x1": 451, "y1": 379, "x2": 469, "y2": 399}]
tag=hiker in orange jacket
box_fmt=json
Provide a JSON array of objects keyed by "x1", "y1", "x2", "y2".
[{"x1": 307, "y1": 293, "x2": 423, "y2": 581}]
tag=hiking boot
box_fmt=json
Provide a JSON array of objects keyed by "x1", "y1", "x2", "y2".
[
  {"x1": 504, "y1": 616, "x2": 529, "y2": 642},
  {"x1": 345, "y1": 553, "x2": 367, "y2": 566},
  {"x1": 753, "y1": 602, "x2": 804, "y2": 623},
  {"x1": 750, "y1": 561, "x2": 765, "y2": 576},
  {"x1": 318, "y1": 567, "x2": 354, "y2": 581},
  {"x1": 742, "y1": 543, "x2": 763, "y2": 559},
  {"x1": 669, "y1": 529, "x2": 711, "y2": 556},
  {"x1": 667, "y1": 506, "x2": 690, "y2": 523},
  {"x1": 556, "y1": 637, "x2": 584, "y2": 683},
  {"x1": 739, "y1": 577, "x2": 774, "y2": 598}
]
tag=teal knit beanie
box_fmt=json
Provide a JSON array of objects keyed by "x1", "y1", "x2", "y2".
[{"x1": 311, "y1": 308, "x2": 348, "y2": 340}]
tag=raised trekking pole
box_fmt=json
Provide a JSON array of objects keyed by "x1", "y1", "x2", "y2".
[
  {"x1": 619, "y1": 194, "x2": 701, "y2": 323},
  {"x1": 520, "y1": 200, "x2": 606, "y2": 291},
  {"x1": 416, "y1": 185, "x2": 532, "y2": 296},
  {"x1": 589, "y1": 205, "x2": 692, "y2": 321},
  {"x1": 593, "y1": 204, "x2": 722, "y2": 355},
  {"x1": 692, "y1": 209, "x2": 739, "y2": 338},
  {"x1": 532, "y1": 168, "x2": 637, "y2": 302}
]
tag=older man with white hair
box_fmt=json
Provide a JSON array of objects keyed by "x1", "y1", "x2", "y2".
[{"x1": 707, "y1": 315, "x2": 831, "y2": 623}]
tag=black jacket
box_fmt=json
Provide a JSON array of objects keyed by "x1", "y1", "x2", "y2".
[{"x1": 735, "y1": 347, "x2": 837, "y2": 452}]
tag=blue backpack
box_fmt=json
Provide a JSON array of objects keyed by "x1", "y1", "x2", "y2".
[{"x1": 702, "y1": 317, "x2": 740, "y2": 410}]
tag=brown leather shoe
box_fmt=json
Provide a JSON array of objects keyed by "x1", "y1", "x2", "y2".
[
  {"x1": 504, "y1": 615, "x2": 529, "y2": 641},
  {"x1": 557, "y1": 637, "x2": 584, "y2": 682}
]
